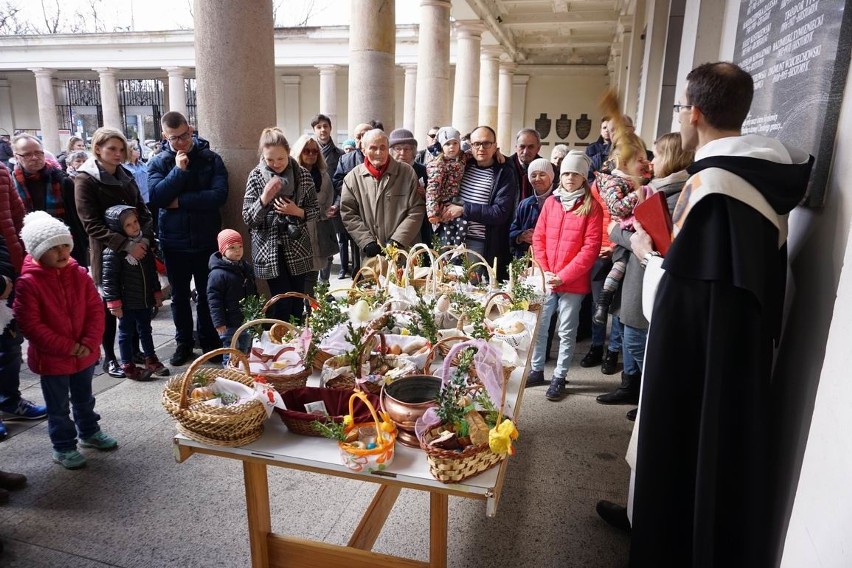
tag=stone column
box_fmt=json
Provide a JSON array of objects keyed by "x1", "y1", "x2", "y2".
[
  {"x1": 497, "y1": 63, "x2": 515, "y2": 153},
  {"x1": 511, "y1": 74, "x2": 530, "y2": 146},
  {"x1": 94, "y1": 67, "x2": 122, "y2": 130},
  {"x1": 194, "y1": 0, "x2": 277, "y2": 239},
  {"x1": 401, "y1": 64, "x2": 418, "y2": 133},
  {"x1": 315, "y1": 65, "x2": 339, "y2": 131},
  {"x1": 478, "y1": 47, "x2": 501, "y2": 129},
  {"x1": 451, "y1": 20, "x2": 486, "y2": 136},
  {"x1": 29, "y1": 68, "x2": 60, "y2": 154},
  {"x1": 281, "y1": 75, "x2": 302, "y2": 138},
  {"x1": 636, "y1": 0, "x2": 670, "y2": 142},
  {"x1": 163, "y1": 66, "x2": 188, "y2": 116},
  {"x1": 348, "y1": 0, "x2": 395, "y2": 133},
  {"x1": 414, "y1": 0, "x2": 452, "y2": 145},
  {"x1": 0, "y1": 79, "x2": 12, "y2": 134}
]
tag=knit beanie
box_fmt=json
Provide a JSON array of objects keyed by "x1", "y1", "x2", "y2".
[
  {"x1": 560, "y1": 150, "x2": 592, "y2": 176},
  {"x1": 217, "y1": 229, "x2": 242, "y2": 255},
  {"x1": 527, "y1": 158, "x2": 554, "y2": 184},
  {"x1": 342, "y1": 139, "x2": 356, "y2": 150},
  {"x1": 436, "y1": 127, "x2": 461, "y2": 146},
  {"x1": 20, "y1": 211, "x2": 74, "y2": 261}
]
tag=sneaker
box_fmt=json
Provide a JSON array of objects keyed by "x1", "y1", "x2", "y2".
[
  {"x1": 104, "y1": 359, "x2": 126, "y2": 378},
  {"x1": 545, "y1": 376, "x2": 566, "y2": 401},
  {"x1": 145, "y1": 355, "x2": 170, "y2": 377},
  {"x1": 0, "y1": 399, "x2": 47, "y2": 420},
  {"x1": 524, "y1": 369, "x2": 546, "y2": 388},
  {"x1": 53, "y1": 449, "x2": 87, "y2": 469},
  {"x1": 169, "y1": 343, "x2": 195, "y2": 366},
  {"x1": 79, "y1": 431, "x2": 118, "y2": 451},
  {"x1": 121, "y1": 363, "x2": 154, "y2": 382}
]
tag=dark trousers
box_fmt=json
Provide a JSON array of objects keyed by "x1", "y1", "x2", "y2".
[
  {"x1": 162, "y1": 248, "x2": 218, "y2": 350},
  {"x1": 0, "y1": 330, "x2": 23, "y2": 409},
  {"x1": 39, "y1": 365, "x2": 99, "y2": 452},
  {"x1": 117, "y1": 308, "x2": 156, "y2": 364},
  {"x1": 266, "y1": 262, "x2": 307, "y2": 324}
]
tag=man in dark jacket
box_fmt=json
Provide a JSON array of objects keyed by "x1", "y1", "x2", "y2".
[
  {"x1": 440, "y1": 125, "x2": 517, "y2": 280},
  {"x1": 148, "y1": 112, "x2": 228, "y2": 365},
  {"x1": 312, "y1": 114, "x2": 343, "y2": 175},
  {"x1": 331, "y1": 122, "x2": 372, "y2": 277},
  {"x1": 388, "y1": 128, "x2": 431, "y2": 247},
  {"x1": 624, "y1": 62, "x2": 813, "y2": 567},
  {"x1": 508, "y1": 128, "x2": 547, "y2": 202}
]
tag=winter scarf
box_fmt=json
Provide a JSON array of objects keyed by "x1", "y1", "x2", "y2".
[
  {"x1": 364, "y1": 157, "x2": 390, "y2": 180},
  {"x1": 13, "y1": 166, "x2": 65, "y2": 217},
  {"x1": 553, "y1": 187, "x2": 586, "y2": 212}
]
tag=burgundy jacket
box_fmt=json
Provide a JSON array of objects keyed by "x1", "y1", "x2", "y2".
[{"x1": 0, "y1": 164, "x2": 26, "y2": 273}]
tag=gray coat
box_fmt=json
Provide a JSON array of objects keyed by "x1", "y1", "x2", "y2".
[{"x1": 306, "y1": 169, "x2": 338, "y2": 271}]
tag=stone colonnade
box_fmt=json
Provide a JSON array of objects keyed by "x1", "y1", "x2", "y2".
[{"x1": 25, "y1": 3, "x2": 526, "y2": 156}]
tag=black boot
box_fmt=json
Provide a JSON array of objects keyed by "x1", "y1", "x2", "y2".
[
  {"x1": 601, "y1": 349, "x2": 619, "y2": 375},
  {"x1": 592, "y1": 289, "x2": 615, "y2": 327},
  {"x1": 580, "y1": 345, "x2": 604, "y2": 367},
  {"x1": 596, "y1": 371, "x2": 640, "y2": 405},
  {"x1": 596, "y1": 500, "x2": 631, "y2": 533}
]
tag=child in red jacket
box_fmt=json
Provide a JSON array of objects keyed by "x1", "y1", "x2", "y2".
[
  {"x1": 529, "y1": 151, "x2": 602, "y2": 401},
  {"x1": 14, "y1": 211, "x2": 116, "y2": 469}
]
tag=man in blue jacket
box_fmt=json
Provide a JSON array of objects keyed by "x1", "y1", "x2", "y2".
[{"x1": 148, "y1": 112, "x2": 228, "y2": 366}]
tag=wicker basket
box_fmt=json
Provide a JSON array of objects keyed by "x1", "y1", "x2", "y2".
[
  {"x1": 322, "y1": 331, "x2": 387, "y2": 395},
  {"x1": 338, "y1": 390, "x2": 397, "y2": 473},
  {"x1": 162, "y1": 348, "x2": 268, "y2": 447},
  {"x1": 275, "y1": 387, "x2": 380, "y2": 437},
  {"x1": 229, "y1": 318, "x2": 311, "y2": 394},
  {"x1": 419, "y1": 340, "x2": 513, "y2": 483}
]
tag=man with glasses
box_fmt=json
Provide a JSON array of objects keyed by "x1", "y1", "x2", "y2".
[
  {"x1": 439, "y1": 125, "x2": 517, "y2": 279},
  {"x1": 148, "y1": 112, "x2": 228, "y2": 366},
  {"x1": 509, "y1": 128, "x2": 549, "y2": 202},
  {"x1": 416, "y1": 126, "x2": 441, "y2": 166},
  {"x1": 614, "y1": 62, "x2": 813, "y2": 565}
]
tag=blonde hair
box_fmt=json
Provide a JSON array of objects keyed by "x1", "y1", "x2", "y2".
[
  {"x1": 290, "y1": 134, "x2": 327, "y2": 173},
  {"x1": 258, "y1": 127, "x2": 289, "y2": 156},
  {"x1": 574, "y1": 184, "x2": 594, "y2": 216},
  {"x1": 653, "y1": 132, "x2": 694, "y2": 178},
  {"x1": 91, "y1": 127, "x2": 129, "y2": 162}
]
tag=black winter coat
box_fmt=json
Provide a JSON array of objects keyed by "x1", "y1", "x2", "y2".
[
  {"x1": 206, "y1": 252, "x2": 257, "y2": 329},
  {"x1": 101, "y1": 207, "x2": 160, "y2": 310}
]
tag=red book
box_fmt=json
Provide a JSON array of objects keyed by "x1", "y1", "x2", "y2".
[{"x1": 634, "y1": 191, "x2": 673, "y2": 256}]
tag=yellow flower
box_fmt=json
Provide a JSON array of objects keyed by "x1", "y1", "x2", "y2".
[
  {"x1": 343, "y1": 415, "x2": 353, "y2": 427},
  {"x1": 400, "y1": 328, "x2": 410, "y2": 336},
  {"x1": 488, "y1": 419, "x2": 519, "y2": 456}
]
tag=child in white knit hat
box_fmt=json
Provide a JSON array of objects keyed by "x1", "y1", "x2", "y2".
[
  {"x1": 425, "y1": 126, "x2": 469, "y2": 246},
  {"x1": 13, "y1": 211, "x2": 117, "y2": 469}
]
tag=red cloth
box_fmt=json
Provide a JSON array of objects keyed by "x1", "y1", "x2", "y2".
[
  {"x1": 532, "y1": 194, "x2": 602, "y2": 294},
  {"x1": 13, "y1": 255, "x2": 104, "y2": 375},
  {"x1": 0, "y1": 164, "x2": 26, "y2": 273},
  {"x1": 590, "y1": 180, "x2": 614, "y2": 252},
  {"x1": 364, "y1": 157, "x2": 390, "y2": 180}
]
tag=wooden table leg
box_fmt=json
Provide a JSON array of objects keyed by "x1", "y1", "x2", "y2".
[
  {"x1": 429, "y1": 492, "x2": 448, "y2": 568},
  {"x1": 348, "y1": 484, "x2": 402, "y2": 550},
  {"x1": 244, "y1": 461, "x2": 271, "y2": 568}
]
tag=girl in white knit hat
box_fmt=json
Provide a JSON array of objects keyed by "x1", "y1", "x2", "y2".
[
  {"x1": 13, "y1": 211, "x2": 117, "y2": 469},
  {"x1": 426, "y1": 126, "x2": 469, "y2": 246}
]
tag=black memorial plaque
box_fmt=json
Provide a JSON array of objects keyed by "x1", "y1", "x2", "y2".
[{"x1": 734, "y1": 0, "x2": 852, "y2": 206}]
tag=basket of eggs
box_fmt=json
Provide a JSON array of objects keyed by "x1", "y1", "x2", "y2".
[
  {"x1": 230, "y1": 318, "x2": 312, "y2": 394},
  {"x1": 162, "y1": 348, "x2": 269, "y2": 447}
]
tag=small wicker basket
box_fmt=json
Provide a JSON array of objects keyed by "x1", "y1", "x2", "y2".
[
  {"x1": 228, "y1": 318, "x2": 311, "y2": 394},
  {"x1": 162, "y1": 348, "x2": 268, "y2": 447}
]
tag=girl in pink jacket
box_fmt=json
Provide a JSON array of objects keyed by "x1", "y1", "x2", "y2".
[
  {"x1": 14, "y1": 212, "x2": 116, "y2": 470},
  {"x1": 529, "y1": 151, "x2": 602, "y2": 400}
]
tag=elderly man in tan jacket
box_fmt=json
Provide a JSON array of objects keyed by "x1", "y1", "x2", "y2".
[{"x1": 340, "y1": 129, "x2": 425, "y2": 258}]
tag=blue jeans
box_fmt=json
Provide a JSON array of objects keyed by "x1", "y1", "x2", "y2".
[
  {"x1": 220, "y1": 327, "x2": 251, "y2": 367},
  {"x1": 39, "y1": 365, "x2": 100, "y2": 452},
  {"x1": 532, "y1": 292, "x2": 583, "y2": 378},
  {"x1": 162, "y1": 248, "x2": 219, "y2": 350},
  {"x1": 0, "y1": 329, "x2": 24, "y2": 409},
  {"x1": 118, "y1": 308, "x2": 156, "y2": 364},
  {"x1": 622, "y1": 324, "x2": 647, "y2": 375}
]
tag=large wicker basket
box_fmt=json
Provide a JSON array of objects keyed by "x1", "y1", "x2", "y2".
[
  {"x1": 229, "y1": 318, "x2": 311, "y2": 394},
  {"x1": 162, "y1": 348, "x2": 268, "y2": 447}
]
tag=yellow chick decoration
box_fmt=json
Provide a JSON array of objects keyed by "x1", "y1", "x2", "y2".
[
  {"x1": 489, "y1": 418, "x2": 519, "y2": 456},
  {"x1": 343, "y1": 414, "x2": 353, "y2": 428},
  {"x1": 379, "y1": 411, "x2": 396, "y2": 433}
]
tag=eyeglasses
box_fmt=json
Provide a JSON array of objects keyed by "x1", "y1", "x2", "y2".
[
  {"x1": 302, "y1": 148, "x2": 319, "y2": 155},
  {"x1": 166, "y1": 130, "x2": 192, "y2": 143},
  {"x1": 15, "y1": 151, "x2": 45, "y2": 159},
  {"x1": 427, "y1": 133, "x2": 438, "y2": 138},
  {"x1": 470, "y1": 141, "x2": 494, "y2": 149},
  {"x1": 672, "y1": 104, "x2": 694, "y2": 113}
]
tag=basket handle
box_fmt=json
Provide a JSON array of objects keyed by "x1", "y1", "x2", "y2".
[
  {"x1": 484, "y1": 291, "x2": 513, "y2": 320},
  {"x1": 347, "y1": 390, "x2": 394, "y2": 451},
  {"x1": 178, "y1": 348, "x2": 251, "y2": 410},
  {"x1": 442, "y1": 339, "x2": 508, "y2": 422},
  {"x1": 402, "y1": 244, "x2": 436, "y2": 286},
  {"x1": 229, "y1": 318, "x2": 294, "y2": 351},
  {"x1": 262, "y1": 292, "x2": 315, "y2": 315},
  {"x1": 352, "y1": 266, "x2": 381, "y2": 290},
  {"x1": 423, "y1": 335, "x2": 469, "y2": 376}
]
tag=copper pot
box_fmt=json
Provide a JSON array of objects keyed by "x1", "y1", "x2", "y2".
[{"x1": 381, "y1": 375, "x2": 442, "y2": 447}]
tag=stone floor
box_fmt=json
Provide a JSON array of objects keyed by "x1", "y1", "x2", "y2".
[{"x1": 0, "y1": 268, "x2": 633, "y2": 568}]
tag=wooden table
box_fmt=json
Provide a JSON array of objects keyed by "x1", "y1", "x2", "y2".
[{"x1": 173, "y1": 314, "x2": 538, "y2": 568}]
